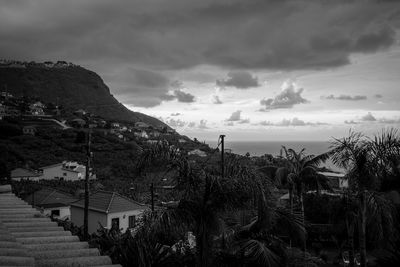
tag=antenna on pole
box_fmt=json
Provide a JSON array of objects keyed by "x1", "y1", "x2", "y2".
[{"x1": 220, "y1": 135, "x2": 225, "y2": 178}]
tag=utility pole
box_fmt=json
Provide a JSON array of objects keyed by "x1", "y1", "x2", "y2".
[
  {"x1": 150, "y1": 183, "x2": 154, "y2": 211},
  {"x1": 83, "y1": 128, "x2": 91, "y2": 240},
  {"x1": 220, "y1": 135, "x2": 225, "y2": 178}
]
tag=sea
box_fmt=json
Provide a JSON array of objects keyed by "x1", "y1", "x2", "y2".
[{"x1": 205, "y1": 140, "x2": 341, "y2": 172}]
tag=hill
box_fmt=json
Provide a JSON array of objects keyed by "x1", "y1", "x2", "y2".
[{"x1": 0, "y1": 61, "x2": 167, "y2": 128}]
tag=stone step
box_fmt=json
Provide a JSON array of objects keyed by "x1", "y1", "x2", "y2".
[
  {"x1": 0, "y1": 248, "x2": 28, "y2": 257},
  {"x1": 36, "y1": 256, "x2": 112, "y2": 267},
  {"x1": 0, "y1": 241, "x2": 23, "y2": 249},
  {"x1": 3, "y1": 221, "x2": 57, "y2": 228},
  {"x1": 25, "y1": 241, "x2": 89, "y2": 251},
  {"x1": 0, "y1": 234, "x2": 16, "y2": 242},
  {"x1": 0, "y1": 208, "x2": 38, "y2": 213},
  {"x1": 0, "y1": 205, "x2": 31, "y2": 209},
  {"x1": 0, "y1": 256, "x2": 35, "y2": 266},
  {"x1": 8, "y1": 226, "x2": 63, "y2": 233},
  {"x1": 16, "y1": 235, "x2": 79, "y2": 244},
  {"x1": 0, "y1": 217, "x2": 49, "y2": 223},
  {"x1": 0, "y1": 214, "x2": 39, "y2": 219},
  {"x1": 0, "y1": 199, "x2": 25, "y2": 204},
  {"x1": 29, "y1": 248, "x2": 99, "y2": 260},
  {"x1": 12, "y1": 231, "x2": 71, "y2": 238}
]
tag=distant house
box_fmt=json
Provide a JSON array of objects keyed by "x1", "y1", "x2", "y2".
[
  {"x1": 31, "y1": 101, "x2": 46, "y2": 109},
  {"x1": 110, "y1": 122, "x2": 120, "y2": 128},
  {"x1": 146, "y1": 140, "x2": 159, "y2": 144},
  {"x1": 24, "y1": 188, "x2": 78, "y2": 220},
  {"x1": 73, "y1": 109, "x2": 86, "y2": 116},
  {"x1": 149, "y1": 131, "x2": 161, "y2": 138},
  {"x1": 178, "y1": 139, "x2": 187, "y2": 143},
  {"x1": 40, "y1": 161, "x2": 95, "y2": 181},
  {"x1": 0, "y1": 103, "x2": 6, "y2": 120},
  {"x1": 188, "y1": 149, "x2": 207, "y2": 157},
  {"x1": 135, "y1": 122, "x2": 149, "y2": 129},
  {"x1": 10, "y1": 168, "x2": 42, "y2": 181},
  {"x1": 318, "y1": 172, "x2": 347, "y2": 190},
  {"x1": 23, "y1": 125, "x2": 37, "y2": 135},
  {"x1": 134, "y1": 130, "x2": 149, "y2": 139},
  {"x1": 29, "y1": 105, "x2": 44, "y2": 116},
  {"x1": 70, "y1": 191, "x2": 147, "y2": 234}
]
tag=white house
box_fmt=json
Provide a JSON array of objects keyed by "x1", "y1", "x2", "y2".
[
  {"x1": 40, "y1": 161, "x2": 95, "y2": 181},
  {"x1": 188, "y1": 149, "x2": 207, "y2": 157},
  {"x1": 24, "y1": 188, "x2": 78, "y2": 220},
  {"x1": 70, "y1": 191, "x2": 147, "y2": 234},
  {"x1": 134, "y1": 130, "x2": 149, "y2": 139},
  {"x1": 318, "y1": 171, "x2": 348, "y2": 190}
]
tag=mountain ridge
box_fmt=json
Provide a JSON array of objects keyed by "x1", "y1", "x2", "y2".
[{"x1": 0, "y1": 61, "x2": 168, "y2": 128}]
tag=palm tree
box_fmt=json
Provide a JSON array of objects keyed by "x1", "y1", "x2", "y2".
[
  {"x1": 331, "y1": 130, "x2": 399, "y2": 267},
  {"x1": 215, "y1": 187, "x2": 308, "y2": 267},
  {"x1": 273, "y1": 146, "x2": 331, "y2": 255},
  {"x1": 135, "y1": 144, "x2": 263, "y2": 267}
]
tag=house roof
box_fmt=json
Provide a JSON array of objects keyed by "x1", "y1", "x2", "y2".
[
  {"x1": 71, "y1": 190, "x2": 147, "y2": 214},
  {"x1": 11, "y1": 168, "x2": 41, "y2": 178},
  {"x1": 41, "y1": 163, "x2": 63, "y2": 169},
  {"x1": 25, "y1": 188, "x2": 78, "y2": 208}
]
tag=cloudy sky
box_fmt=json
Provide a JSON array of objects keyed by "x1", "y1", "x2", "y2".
[{"x1": 1, "y1": 0, "x2": 400, "y2": 141}]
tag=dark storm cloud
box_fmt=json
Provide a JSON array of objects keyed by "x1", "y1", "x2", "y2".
[
  {"x1": 260, "y1": 82, "x2": 308, "y2": 110},
  {"x1": 1, "y1": 0, "x2": 398, "y2": 71},
  {"x1": 173, "y1": 90, "x2": 195, "y2": 103},
  {"x1": 111, "y1": 68, "x2": 170, "y2": 107},
  {"x1": 216, "y1": 71, "x2": 259, "y2": 89},
  {"x1": 1, "y1": 0, "x2": 399, "y2": 105},
  {"x1": 323, "y1": 94, "x2": 367, "y2": 101},
  {"x1": 375, "y1": 94, "x2": 383, "y2": 98},
  {"x1": 161, "y1": 90, "x2": 195, "y2": 103}
]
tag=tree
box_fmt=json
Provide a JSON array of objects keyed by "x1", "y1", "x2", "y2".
[{"x1": 331, "y1": 130, "x2": 399, "y2": 267}]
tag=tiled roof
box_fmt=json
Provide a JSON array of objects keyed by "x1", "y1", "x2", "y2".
[
  {"x1": 71, "y1": 190, "x2": 147, "y2": 214},
  {"x1": 11, "y1": 168, "x2": 41, "y2": 178},
  {"x1": 25, "y1": 188, "x2": 78, "y2": 208}
]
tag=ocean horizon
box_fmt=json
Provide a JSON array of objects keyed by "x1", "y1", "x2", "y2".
[{"x1": 205, "y1": 140, "x2": 341, "y2": 172}]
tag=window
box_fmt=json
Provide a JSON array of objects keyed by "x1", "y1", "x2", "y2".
[
  {"x1": 111, "y1": 217, "x2": 120, "y2": 230},
  {"x1": 63, "y1": 172, "x2": 67, "y2": 176},
  {"x1": 51, "y1": 209, "x2": 60, "y2": 217},
  {"x1": 128, "y1": 215, "x2": 136, "y2": 228}
]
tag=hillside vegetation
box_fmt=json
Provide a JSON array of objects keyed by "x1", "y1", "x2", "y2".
[{"x1": 0, "y1": 64, "x2": 166, "y2": 127}]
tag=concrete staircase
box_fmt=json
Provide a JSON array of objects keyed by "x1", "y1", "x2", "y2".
[{"x1": 0, "y1": 185, "x2": 121, "y2": 267}]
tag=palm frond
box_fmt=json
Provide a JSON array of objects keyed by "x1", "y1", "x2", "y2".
[{"x1": 239, "y1": 239, "x2": 281, "y2": 267}]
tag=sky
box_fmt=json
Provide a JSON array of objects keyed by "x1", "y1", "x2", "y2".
[{"x1": 1, "y1": 0, "x2": 400, "y2": 141}]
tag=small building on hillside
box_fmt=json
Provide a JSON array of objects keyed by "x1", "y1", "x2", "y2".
[
  {"x1": 70, "y1": 191, "x2": 147, "y2": 234},
  {"x1": 10, "y1": 168, "x2": 42, "y2": 181},
  {"x1": 318, "y1": 171, "x2": 347, "y2": 190},
  {"x1": 74, "y1": 109, "x2": 86, "y2": 116},
  {"x1": 0, "y1": 103, "x2": 5, "y2": 120},
  {"x1": 40, "y1": 161, "x2": 96, "y2": 181},
  {"x1": 24, "y1": 188, "x2": 78, "y2": 219},
  {"x1": 188, "y1": 149, "x2": 207, "y2": 157},
  {"x1": 134, "y1": 130, "x2": 149, "y2": 139},
  {"x1": 23, "y1": 125, "x2": 37, "y2": 135},
  {"x1": 134, "y1": 122, "x2": 149, "y2": 129}
]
